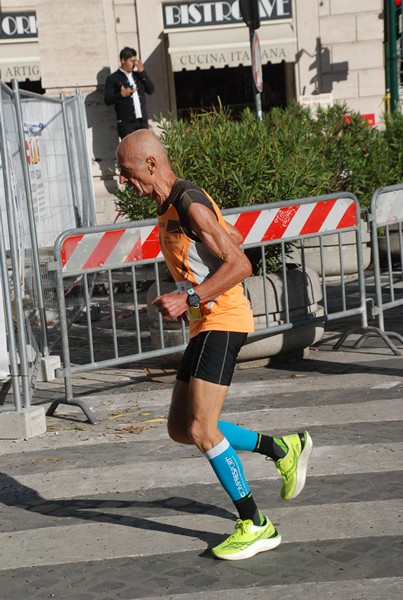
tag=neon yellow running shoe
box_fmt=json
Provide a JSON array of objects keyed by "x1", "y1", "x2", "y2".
[
  {"x1": 211, "y1": 516, "x2": 281, "y2": 561},
  {"x1": 274, "y1": 431, "x2": 313, "y2": 501}
]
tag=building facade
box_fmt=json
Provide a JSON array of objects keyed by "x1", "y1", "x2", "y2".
[{"x1": 0, "y1": 0, "x2": 387, "y2": 223}]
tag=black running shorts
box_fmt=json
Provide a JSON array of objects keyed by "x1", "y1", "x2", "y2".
[{"x1": 177, "y1": 330, "x2": 248, "y2": 386}]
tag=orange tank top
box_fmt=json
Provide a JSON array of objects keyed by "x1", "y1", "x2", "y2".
[{"x1": 157, "y1": 179, "x2": 254, "y2": 337}]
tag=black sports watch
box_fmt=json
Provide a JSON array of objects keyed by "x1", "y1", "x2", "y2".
[{"x1": 186, "y1": 287, "x2": 201, "y2": 308}]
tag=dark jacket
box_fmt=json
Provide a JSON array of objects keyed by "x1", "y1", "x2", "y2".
[{"x1": 104, "y1": 68, "x2": 154, "y2": 127}]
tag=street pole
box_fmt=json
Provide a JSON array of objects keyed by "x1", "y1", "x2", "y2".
[
  {"x1": 385, "y1": 0, "x2": 399, "y2": 112},
  {"x1": 240, "y1": 0, "x2": 262, "y2": 119},
  {"x1": 384, "y1": 0, "x2": 391, "y2": 111}
]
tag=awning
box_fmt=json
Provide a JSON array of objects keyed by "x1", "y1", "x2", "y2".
[{"x1": 166, "y1": 22, "x2": 297, "y2": 72}]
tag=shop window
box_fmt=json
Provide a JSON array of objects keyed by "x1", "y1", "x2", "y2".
[{"x1": 174, "y1": 63, "x2": 286, "y2": 119}]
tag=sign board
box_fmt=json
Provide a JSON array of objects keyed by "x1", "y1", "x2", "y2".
[
  {"x1": 163, "y1": 0, "x2": 293, "y2": 29},
  {"x1": 0, "y1": 12, "x2": 37, "y2": 40},
  {"x1": 0, "y1": 60, "x2": 40, "y2": 82},
  {"x1": 298, "y1": 93, "x2": 334, "y2": 112},
  {"x1": 252, "y1": 31, "x2": 263, "y2": 92},
  {"x1": 362, "y1": 114, "x2": 376, "y2": 126},
  {"x1": 344, "y1": 113, "x2": 376, "y2": 126},
  {"x1": 169, "y1": 39, "x2": 296, "y2": 70}
]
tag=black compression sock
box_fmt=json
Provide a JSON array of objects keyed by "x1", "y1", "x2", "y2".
[
  {"x1": 254, "y1": 434, "x2": 288, "y2": 460},
  {"x1": 234, "y1": 493, "x2": 264, "y2": 526}
]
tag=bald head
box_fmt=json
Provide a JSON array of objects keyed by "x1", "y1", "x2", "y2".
[
  {"x1": 117, "y1": 130, "x2": 169, "y2": 168},
  {"x1": 116, "y1": 130, "x2": 177, "y2": 204}
]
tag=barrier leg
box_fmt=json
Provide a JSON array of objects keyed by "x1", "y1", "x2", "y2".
[
  {"x1": 334, "y1": 325, "x2": 402, "y2": 356},
  {"x1": 353, "y1": 329, "x2": 403, "y2": 349},
  {"x1": 46, "y1": 399, "x2": 97, "y2": 424}
]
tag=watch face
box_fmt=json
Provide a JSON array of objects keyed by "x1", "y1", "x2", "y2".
[{"x1": 188, "y1": 293, "x2": 201, "y2": 307}]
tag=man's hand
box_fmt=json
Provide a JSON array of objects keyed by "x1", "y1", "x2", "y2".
[
  {"x1": 152, "y1": 293, "x2": 188, "y2": 321},
  {"x1": 135, "y1": 58, "x2": 145, "y2": 72},
  {"x1": 120, "y1": 84, "x2": 134, "y2": 97}
]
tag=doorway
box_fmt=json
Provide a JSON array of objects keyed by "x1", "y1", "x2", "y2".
[{"x1": 174, "y1": 62, "x2": 289, "y2": 119}]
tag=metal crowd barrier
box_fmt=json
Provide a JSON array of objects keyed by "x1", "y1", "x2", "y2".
[
  {"x1": 48, "y1": 192, "x2": 373, "y2": 423},
  {"x1": 47, "y1": 219, "x2": 180, "y2": 423},
  {"x1": 358, "y1": 183, "x2": 403, "y2": 353},
  {"x1": 0, "y1": 79, "x2": 95, "y2": 423}
]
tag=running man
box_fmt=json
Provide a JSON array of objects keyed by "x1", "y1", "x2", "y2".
[{"x1": 116, "y1": 130, "x2": 313, "y2": 561}]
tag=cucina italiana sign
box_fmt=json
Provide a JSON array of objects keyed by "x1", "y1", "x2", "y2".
[
  {"x1": 169, "y1": 39, "x2": 296, "y2": 71},
  {"x1": 163, "y1": 0, "x2": 292, "y2": 29},
  {"x1": 176, "y1": 45, "x2": 288, "y2": 68}
]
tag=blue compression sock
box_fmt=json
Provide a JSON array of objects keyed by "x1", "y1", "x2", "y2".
[
  {"x1": 204, "y1": 437, "x2": 250, "y2": 501},
  {"x1": 218, "y1": 420, "x2": 259, "y2": 452}
]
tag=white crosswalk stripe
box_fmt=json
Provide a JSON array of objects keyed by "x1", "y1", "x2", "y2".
[{"x1": 5, "y1": 441, "x2": 403, "y2": 499}]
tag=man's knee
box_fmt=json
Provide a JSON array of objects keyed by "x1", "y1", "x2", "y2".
[
  {"x1": 167, "y1": 417, "x2": 205, "y2": 447},
  {"x1": 188, "y1": 419, "x2": 220, "y2": 453}
]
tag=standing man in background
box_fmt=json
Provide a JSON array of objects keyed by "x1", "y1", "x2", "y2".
[{"x1": 104, "y1": 47, "x2": 154, "y2": 139}]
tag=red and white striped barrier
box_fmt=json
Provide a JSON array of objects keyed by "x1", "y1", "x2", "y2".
[
  {"x1": 372, "y1": 187, "x2": 403, "y2": 226},
  {"x1": 225, "y1": 196, "x2": 357, "y2": 245},
  {"x1": 60, "y1": 225, "x2": 162, "y2": 274},
  {"x1": 60, "y1": 196, "x2": 358, "y2": 274}
]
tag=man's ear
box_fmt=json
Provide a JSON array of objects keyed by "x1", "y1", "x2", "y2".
[{"x1": 146, "y1": 156, "x2": 157, "y2": 173}]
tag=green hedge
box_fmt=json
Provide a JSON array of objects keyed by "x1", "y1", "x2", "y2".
[{"x1": 114, "y1": 103, "x2": 403, "y2": 221}]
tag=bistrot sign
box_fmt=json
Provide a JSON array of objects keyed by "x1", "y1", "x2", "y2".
[{"x1": 163, "y1": 0, "x2": 292, "y2": 29}]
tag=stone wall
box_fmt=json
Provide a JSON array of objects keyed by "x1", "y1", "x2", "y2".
[{"x1": 296, "y1": 0, "x2": 384, "y2": 123}]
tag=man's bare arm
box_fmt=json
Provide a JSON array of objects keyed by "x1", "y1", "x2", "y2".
[
  {"x1": 225, "y1": 220, "x2": 244, "y2": 245},
  {"x1": 153, "y1": 203, "x2": 251, "y2": 320}
]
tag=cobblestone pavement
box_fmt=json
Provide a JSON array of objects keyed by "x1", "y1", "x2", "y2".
[{"x1": 0, "y1": 302, "x2": 402, "y2": 598}]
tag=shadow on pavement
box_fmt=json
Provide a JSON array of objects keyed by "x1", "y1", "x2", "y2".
[{"x1": 0, "y1": 474, "x2": 234, "y2": 547}]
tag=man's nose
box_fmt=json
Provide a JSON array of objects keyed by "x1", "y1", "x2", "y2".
[{"x1": 119, "y1": 173, "x2": 127, "y2": 184}]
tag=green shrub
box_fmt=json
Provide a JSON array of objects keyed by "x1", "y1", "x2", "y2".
[{"x1": 114, "y1": 103, "x2": 403, "y2": 220}]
